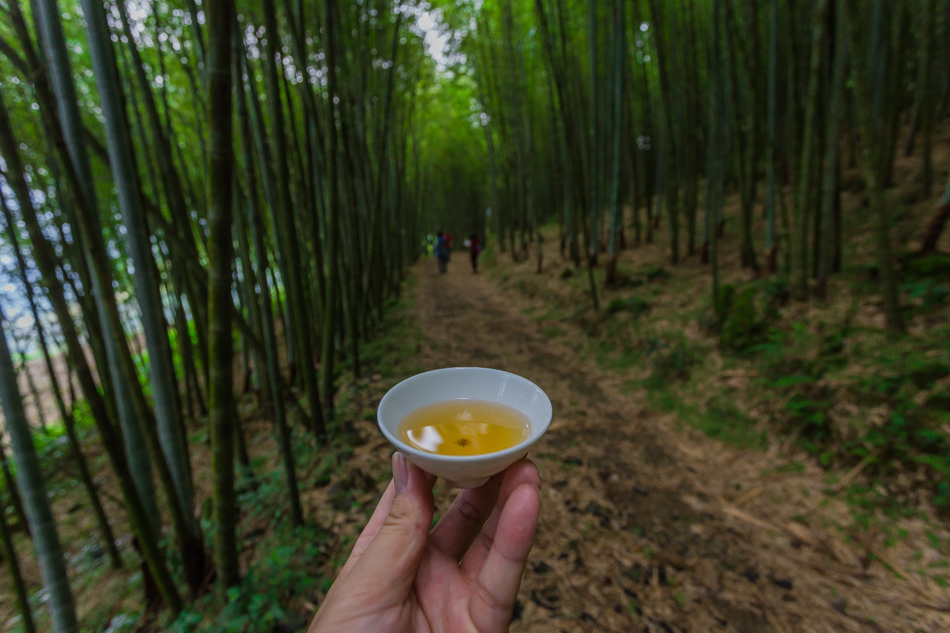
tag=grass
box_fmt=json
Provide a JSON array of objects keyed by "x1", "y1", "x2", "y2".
[
  {"x1": 775, "y1": 461, "x2": 806, "y2": 474},
  {"x1": 646, "y1": 387, "x2": 768, "y2": 451}
]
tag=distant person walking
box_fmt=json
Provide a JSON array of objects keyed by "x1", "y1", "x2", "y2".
[
  {"x1": 435, "y1": 231, "x2": 450, "y2": 274},
  {"x1": 466, "y1": 233, "x2": 482, "y2": 273}
]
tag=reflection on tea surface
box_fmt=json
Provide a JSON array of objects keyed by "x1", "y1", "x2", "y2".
[{"x1": 399, "y1": 400, "x2": 530, "y2": 456}]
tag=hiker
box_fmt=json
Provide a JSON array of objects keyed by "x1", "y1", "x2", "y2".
[
  {"x1": 468, "y1": 233, "x2": 482, "y2": 273},
  {"x1": 435, "y1": 230, "x2": 450, "y2": 274},
  {"x1": 309, "y1": 456, "x2": 541, "y2": 633}
]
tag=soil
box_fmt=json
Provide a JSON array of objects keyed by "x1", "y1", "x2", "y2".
[{"x1": 396, "y1": 259, "x2": 950, "y2": 633}]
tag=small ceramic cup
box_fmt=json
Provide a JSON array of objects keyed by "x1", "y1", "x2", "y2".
[{"x1": 377, "y1": 367, "x2": 553, "y2": 488}]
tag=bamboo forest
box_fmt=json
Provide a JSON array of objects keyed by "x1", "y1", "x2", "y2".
[{"x1": 0, "y1": 0, "x2": 950, "y2": 630}]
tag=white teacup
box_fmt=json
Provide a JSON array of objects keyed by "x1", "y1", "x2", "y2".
[{"x1": 377, "y1": 367, "x2": 553, "y2": 488}]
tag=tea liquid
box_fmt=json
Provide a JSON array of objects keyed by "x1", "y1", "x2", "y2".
[{"x1": 399, "y1": 400, "x2": 530, "y2": 456}]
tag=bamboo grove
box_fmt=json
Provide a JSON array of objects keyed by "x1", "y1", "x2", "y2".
[
  {"x1": 0, "y1": 0, "x2": 445, "y2": 629},
  {"x1": 0, "y1": 0, "x2": 949, "y2": 630},
  {"x1": 443, "y1": 0, "x2": 950, "y2": 329}
]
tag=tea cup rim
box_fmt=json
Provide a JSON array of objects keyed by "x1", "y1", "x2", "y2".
[{"x1": 377, "y1": 367, "x2": 552, "y2": 464}]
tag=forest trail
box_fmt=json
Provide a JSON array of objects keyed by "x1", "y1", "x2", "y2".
[{"x1": 410, "y1": 259, "x2": 950, "y2": 633}]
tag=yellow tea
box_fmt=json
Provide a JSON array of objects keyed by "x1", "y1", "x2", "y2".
[{"x1": 399, "y1": 400, "x2": 530, "y2": 456}]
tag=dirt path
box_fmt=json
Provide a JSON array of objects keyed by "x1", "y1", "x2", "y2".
[{"x1": 410, "y1": 260, "x2": 950, "y2": 633}]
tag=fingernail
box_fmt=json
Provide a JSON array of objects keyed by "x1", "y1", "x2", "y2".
[{"x1": 393, "y1": 453, "x2": 409, "y2": 494}]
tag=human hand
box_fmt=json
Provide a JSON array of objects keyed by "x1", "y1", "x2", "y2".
[{"x1": 309, "y1": 454, "x2": 542, "y2": 633}]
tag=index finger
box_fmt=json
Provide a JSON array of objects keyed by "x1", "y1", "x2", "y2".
[
  {"x1": 337, "y1": 456, "x2": 437, "y2": 580},
  {"x1": 335, "y1": 480, "x2": 396, "y2": 581}
]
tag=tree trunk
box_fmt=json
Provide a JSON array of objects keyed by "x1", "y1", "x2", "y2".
[
  {"x1": 0, "y1": 90, "x2": 183, "y2": 615},
  {"x1": 793, "y1": 0, "x2": 829, "y2": 300},
  {"x1": 0, "y1": 306, "x2": 79, "y2": 633},
  {"x1": 919, "y1": 180, "x2": 950, "y2": 254},
  {"x1": 208, "y1": 0, "x2": 239, "y2": 590},
  {"x1": 260, "y1": 0, "x2": 325, "y2": 432},
  {"x1": 917, "y1": 0, "x2": 936, "y2": 196},
  {"x1": 709, "y1": 0, "x2": 724, "y2": 320},
  {"x1": 322, "y1": 0, "x2": 344, "y2": 417},
  {"x1": 0, "y1": 434, "x2": 29, "y2": 536},
  {"x1": 238, "y1": 40, "x2": 304, "y2": 527},
  {"x1": 0, "y1": 193, "x2": 121, "y2": 567},
  {"x1": 79, "y1": 0, "x2": 207, "y2": 594},
  {"x1": 0, "y1": 490, "x2": 36, "y2": 633},
  {"x1": 31, "y1": 0, "x2": 164, "y2": 536},
  {"x1": 817, "y1": 4, "x2": 847, "y2": 300},
  {"x1": 842, "y1": 0, "x2": 905, "y2": 334},
  {"x1": 765, "y1": 0, "x2": 778, "y2": 268}
]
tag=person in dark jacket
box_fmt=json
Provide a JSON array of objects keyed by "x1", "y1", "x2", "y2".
[
  {"x1": 434, "y1": 231, "x2": 450, "y2": 274},
  {"x1": 468, "y1": 233, "x2": 481, "y2": 273}
]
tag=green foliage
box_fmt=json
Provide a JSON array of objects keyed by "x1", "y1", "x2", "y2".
[
  {"x1": 642, "y1": 335, "x2": 697, "y2": 386},
  {"x1": 356, "y1": 300, "x2": 423, "y2": 378},
  {"x1": 848, "y1": 403, "x2": 950, "y2": 509},
  {"x1": 615, "y1": 274, "x2": 645, "y2": 289},
  {"x1": 702, "y1": 395, "x2": 767, "y2": 450},
  {"x1": 775, "y1": 461, "x2": 806, "y2": 474},
  {"x1": 720, "y1": 285, "x2": 764, "y2": 351},
  {"x1": 169, "y1": 523, "x2": 325, "y2": 633},
  {"x1": 641, "y1": 265, "x2": 671, "y2": 282},
  {"x1": 748, "y1": 317, "x2": 950, "y2": 511},
  {"x1": 902, "y1": 277, "x2": 950, "y2": 313},
  {"x1": 784, "y1": 391, "x2": 832, "y2": 442},
  {"x1": 647, "y1": 389, "x2": 766, "y2": 451},
  {"x1": 752, "y1": 324, "x2": 831, "y2": 382},
  {"x1": 606, "y1": 295, "x2": 650, "y2": 318},
  {"x1": 851, "y1": 357, "x2": 950, "y2": 404},
  {"x1": 908, "y1": 362, "x2": 950, "y2": 389},
  {"x1": 715, "y1": 283, "x2": 736, "y2": 323},
  {"x1": 903, "y1": 253, "x2": 950, "y2": 281},
  {"x1": 592, "y1": 338, "x2": 641, "y2": 371},
  {"x1": 758, "y1": 277, "x2": 791, "y2": 319}
]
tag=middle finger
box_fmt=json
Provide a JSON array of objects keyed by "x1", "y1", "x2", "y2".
[{"x1": 429, "y1": 471, "x2": 506, "y2": 560}]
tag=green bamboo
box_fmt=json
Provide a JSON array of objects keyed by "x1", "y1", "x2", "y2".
[
  {"x1": 0, "y1": 84, "x2": 183, "y2": 618},
  {"x1": 322, "y1": 0, "x2": 343, "y2": 415},
  {"x1": 237, "y1": 38, "x2": 304, "y2": 526},
  {"x1": 765, "y1": 0, "x2": 778, "y2": 269},
  {"x1": 260, "y1": 0, "x2": 325, "y2": 433},
  {"x1": 0, "y1": 489, "x2": 36, "y2": 633},
  {"x1": 0, "y1": 305, "x2": 78, "y2": 633},
  {"x1": 793, "y1": 0, "x2": 829, "y2": 300},
  {"x1": 100, "y1": 0, "x2": 201, "y2": 535},
  {"x1": 208, "y1": 0, "x2": 239, "y2": 589},
  {"x1": 0, "y1": 191, "x2": 121, "y2": 568},
  {"x1": 0, "y1": 433, "x2": 28, "y2": 536},
  {"x1": 817, "y1": 4, "x2": 847, "y2": 299},
  {"x1": 918, "y1": 0, "x2": 936, "y2": 195},
  {"x1": 841, "y1": 0, "x2": 906, "y2": 333}
]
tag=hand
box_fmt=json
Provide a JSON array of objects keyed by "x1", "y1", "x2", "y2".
[{"x1": 309, "y1": 454, "x2": 541, "y2": 633}]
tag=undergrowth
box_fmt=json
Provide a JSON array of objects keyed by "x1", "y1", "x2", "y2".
[
  {"x1": 1, "y1": 278, "x2": 422, "y2": 633},
  {"x1": 494, "y1": 236, "x2": 950, "y2": 516}
]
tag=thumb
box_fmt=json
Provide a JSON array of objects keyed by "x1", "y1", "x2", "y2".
[{"x1": 353, "y1": 453, "x2": 434, "y2": 590}]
